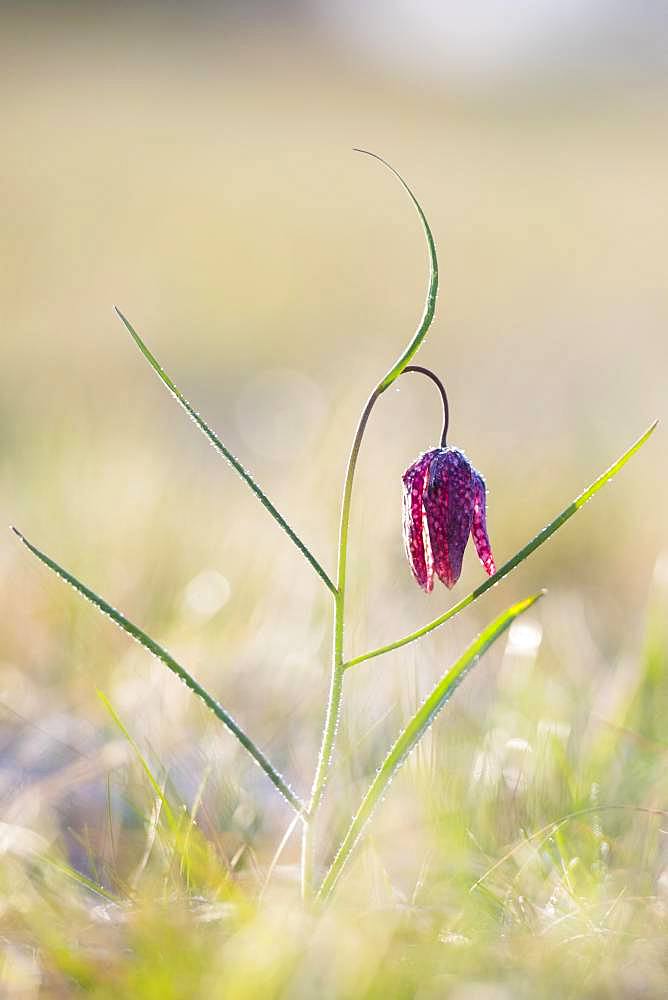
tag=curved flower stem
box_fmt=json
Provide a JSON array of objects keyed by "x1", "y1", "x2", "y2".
[
  {"x1": 301, "y1": 151, "x2": 440, "y2": 900},
  {"x1": 403, "y1": 365, "x2": 449, "y2": 447},
  {"x1": 301, "y1": 369, "x2": 446, "y2": 894},
  {"x1": 301, "y1": 388, "x2": 381, "y2": 899}
]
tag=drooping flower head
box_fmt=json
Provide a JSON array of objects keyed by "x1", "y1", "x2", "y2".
[{"x1": 402, "y1": 447, "x2": 495, "y2": 592}]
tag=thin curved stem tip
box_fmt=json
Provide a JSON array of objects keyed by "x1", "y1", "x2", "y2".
[{"x1": 402, "y1": 365, "x2": 449, "y2": 447}]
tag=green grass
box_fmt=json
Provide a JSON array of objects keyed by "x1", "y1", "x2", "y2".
[{"x1": 2, "y1": 578, "x2": 667, "y2": 998}]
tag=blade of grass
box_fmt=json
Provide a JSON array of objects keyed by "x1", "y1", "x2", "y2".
[
  {"x1": 129, "y1": 793, "x2": 164, "y2": 892},
  {"x1": 301, "y1": 154, "x2": 438, "y2": 896},
  {"x1": 42, "y1": 856, "x2": 119, "y2": 903},
  {"x1": 114, "y1": 307, "x2": 336, "y2": 597},
  {"x1": 181, "y1": 763, "x2": 212, "y2": 889},
  {"x1": 12, "y1": 528, "x2": 307, "y2": 816},
  {"x1": 469, "y1": 803, "x2": 668, "y2": 893},
  {"x1": 260, "y1": 812, "x2": 303, "y2": 902},
  {"x1": 317, "y1": 592, "x2": 544, "y2": 903},
  {"x1": 344, "y1": 420, "x2": 658, "y2": 670},
  {"x1": 353, "y1": 151, "x2": 439, "y2": 392},
  {"x1": 97, "y1": 690, "x2": 176, "y2": 829}
]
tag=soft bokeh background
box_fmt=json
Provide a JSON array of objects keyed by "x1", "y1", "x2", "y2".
[{"x1": 1, "y1": 2, "x2": 667, "y2": 996}]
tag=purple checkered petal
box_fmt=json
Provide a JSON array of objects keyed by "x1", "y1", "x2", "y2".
[
  {"x1": 402, "y1": 445, "x2": 495, "y2": 592},
  {"x1": 471, "y1": 470, "x2": 496, "y2": 577},
  {"x1": 402, "y1": 449, "x2": 439, "y2": 591},
  {"x1": 423, "y1": 449, "x2": 474, "y2": 589}
]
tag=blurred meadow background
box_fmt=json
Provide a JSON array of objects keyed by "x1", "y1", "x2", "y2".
[{"x1": 1, "y1": 1, "x2": 668, "y2": 996}]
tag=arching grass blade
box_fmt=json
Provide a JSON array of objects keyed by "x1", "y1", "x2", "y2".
[
  {"x1": 318, "y1": 592, "x2": 544, "y2": 903},
  {"x1": 114, "y1": 307, "x2": 336, "y2": 596},
  {"x1": 12, "y1": 528, "x2": 307, "y2": 816}
]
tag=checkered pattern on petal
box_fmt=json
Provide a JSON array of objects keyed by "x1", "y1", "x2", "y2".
[
  {"x1": 423, "y1": 449, "x2": 474, "y2": 589},
  {"x1": 402, "y1": 443, "x2": 496, "y2": 592},
  {"x1": 402, "y1": 449, "x2": 438, "y2": 591},
  {"x1": 471, "y1": 470, "x2": 496, "y2": 577}
]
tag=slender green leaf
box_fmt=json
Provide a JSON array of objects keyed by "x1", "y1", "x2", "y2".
[
  {"x1": 12, "y1": 528, "x2": 306, "y2": 816},
  {"x1": 42, "y1": 856, "x2": 119, "y2": 902},
  {"x1": 114, "y1": 307, "x2": 336, "y2": 596},
  {"x1": 353, "y1": 151, "x2": 439, "y2": 392},
  {"x1": 97, "y1": 690, "x2": 176, "y2": 829},
  {"x1": 344, "y1": 420, "x2": 658, "y2": 670},
  {"x1": 318, "y1": 592, "x2": 544, "y2": 903}
]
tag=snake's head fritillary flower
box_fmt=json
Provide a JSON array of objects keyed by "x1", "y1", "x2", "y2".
[{"x1": 402, "y1": 447, "x2": 496, "y2": 592}]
